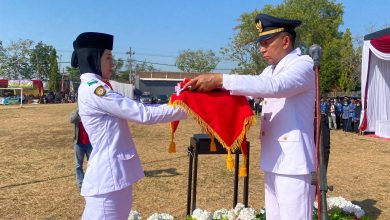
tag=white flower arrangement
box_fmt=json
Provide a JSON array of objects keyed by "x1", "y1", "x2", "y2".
[
  {"x1": 190, "y1": 203, "x2": 259, "y2": 220},
  {"x1": 259, "y1": 208, "x2": 265, "y2": 215},
  {"x1": 128, "y1": 197, "x2": 369, "y2": 220},
  {"x1": 128, "y1": 210, "x2": 141, "y2": 220},
  {"x1": 314, "y1": 196, "x2": 365, "y2": 218},
  {"x1": 233, "y1": 203, "x2": 245, "y2": 216},
  {"x1": 191, "y1": 208, "x2": 213, "y2": 220},
  {"x1": 212, "y1": 208, "x2": 228, "y2": 220},
  {"x1": 127, "y1": 211, "x2": 174, "y2": 220},
  {"x1": 146, "y1": 213, "x2": 174, "y2": 220},
  {"x1": 236, "y1": 207, "x2": 258, "y2": 220}
]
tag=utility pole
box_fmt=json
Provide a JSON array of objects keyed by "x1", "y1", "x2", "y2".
[{"x1": 127, "y1": 47, "x2": 135, "y2": 84}]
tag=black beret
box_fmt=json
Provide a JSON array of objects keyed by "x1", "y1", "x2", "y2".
[
  {"x1": 73, "y1": 32, "x2": 113, "y2": 50},
  {"x1": 255, "y1": 14, "x2": 301, "y2": 42}
]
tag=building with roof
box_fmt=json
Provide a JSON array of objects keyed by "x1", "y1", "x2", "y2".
[{"x1": 136, "y1": 71, "x2": 206, "y2": 97}]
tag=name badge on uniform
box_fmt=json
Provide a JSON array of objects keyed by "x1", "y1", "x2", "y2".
[{"x1": 94, "y1": 85, "x2": 106, "y2": 97}]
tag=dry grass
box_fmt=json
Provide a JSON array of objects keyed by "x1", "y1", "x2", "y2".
[{"x1": 0, "y1": 103, "x2": 389, "y2": 220}]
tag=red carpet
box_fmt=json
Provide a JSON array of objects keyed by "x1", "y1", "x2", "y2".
[{"x1": 366, "y1": 134, "x2": 390, "y2": 141}]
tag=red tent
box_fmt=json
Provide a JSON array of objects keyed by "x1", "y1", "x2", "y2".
[{"x1": 0, "y1": 79, "x2": 44, "y2": 96}]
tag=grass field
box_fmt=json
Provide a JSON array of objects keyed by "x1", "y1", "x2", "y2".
[{"x1": 0, "y1": 103, "x2": 389, "y2": 219}]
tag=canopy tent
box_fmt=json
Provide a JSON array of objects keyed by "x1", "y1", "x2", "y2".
[
  {"x1": 109, "y1": 80, "x2": 134, "y2": 99},
  {"x1": 360, "y1": 28, "x2": 390, "y2": 138}
]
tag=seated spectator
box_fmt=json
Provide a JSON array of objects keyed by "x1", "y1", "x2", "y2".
[
  {"x1": 55, "y1": 91, "x2": 62, "y2": 103},
  {"x1": 47, "y1": 91, "x2": 55, "y2": 103}
]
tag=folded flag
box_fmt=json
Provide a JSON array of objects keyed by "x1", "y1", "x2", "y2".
[{"x1": 168, "y1": 80, "x2": 255, "y2": 176}]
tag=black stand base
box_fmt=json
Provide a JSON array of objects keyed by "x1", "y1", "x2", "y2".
[{"x1": 186, "y1": 134, "x2": 250, "y2": 216}]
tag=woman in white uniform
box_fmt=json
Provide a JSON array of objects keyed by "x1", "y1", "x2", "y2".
[{"x1": 71, "y1": 32, "x2": 187, "y2": 220}]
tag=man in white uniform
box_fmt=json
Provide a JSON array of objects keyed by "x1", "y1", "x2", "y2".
[
  {"x1": 183, "y1": 14, "x2": 316, "y2": 220},
  {"x1": 71, "y1": 32, "x2": 187, "y2": 220}
]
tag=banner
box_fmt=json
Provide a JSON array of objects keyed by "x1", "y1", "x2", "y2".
[{"x1": 8, "y1": 80, "x2": 33, "y2": 89}]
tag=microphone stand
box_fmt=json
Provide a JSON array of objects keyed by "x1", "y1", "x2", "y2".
[{"x1": 310, "y1": 44, "x2": 329, "y2": 220}]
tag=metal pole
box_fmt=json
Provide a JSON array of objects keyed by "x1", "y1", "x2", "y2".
[
  {"x1": 191, "y1": 144, "x2": 199, "y2": 212},
  {"x1": 20, "y1": 88, "x2": 23, "y2": 108},
  {"x1": 310, "y1": 44, "x2": 329, "y2": 220},
  {"x1": 186, "y1": 146, "x2": 194, "y2": 216},
  {"x1": 127, "y1": 47, "x2": 135, "y2": 84},
  {"x1": 233, "y1": 153, "x2": 239, "y2": 208},
  {"x1": 315, "y1": 65, "x2": 329, "y2": 220},
  {"x1": 243, "y1": 142, "x2": 250, "y2": 207}
]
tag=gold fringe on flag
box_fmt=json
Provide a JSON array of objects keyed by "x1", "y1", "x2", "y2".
[{"x1": 169, "y1": 100, "x2": 255, "y2": 176}]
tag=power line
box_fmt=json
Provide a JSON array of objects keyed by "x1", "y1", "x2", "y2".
[
  {"x1": 56, "y1": 48, "x2": 232, "y2": 61},
  {"x1": 131, "y1": 59, "x2": 235, "y2": 71},
  {"x1": 131, "y1": 59, "x2": 177, "y2": 67},
  {"x1": 116, "y1": 51, "x2": 177, "y2": 58},
  {"x1": 58, "y1": 59, "x2": 236, "y2": 71}
]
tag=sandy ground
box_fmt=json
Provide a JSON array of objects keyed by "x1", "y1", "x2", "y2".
[{"x1": 0, "y1": 103, "x2": 389, "y2": 219}]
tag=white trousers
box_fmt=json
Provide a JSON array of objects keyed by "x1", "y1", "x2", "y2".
[
  {"x1": 82, "y1": 186, "x2": 133, "y2": 220},
  {"x1": 264, "y1": 172, "x2": 315, "y2": 220}
]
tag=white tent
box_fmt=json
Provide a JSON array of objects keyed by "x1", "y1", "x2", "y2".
[
  {"x1": 360, "y1": 28, "x2": 390, "y2": 138},
  {"x1": 109, "y1": 80, "x2": 135, "y2": 99}
]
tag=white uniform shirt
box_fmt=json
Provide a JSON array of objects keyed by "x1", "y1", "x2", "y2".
[
  {"x1": 78, "y1": 73, "x2": 186, "y2": 196},
  {"x1": 223, "y1": 48, "x2": 315, "y2": 175}
]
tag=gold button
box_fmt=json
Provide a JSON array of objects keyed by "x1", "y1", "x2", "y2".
[
  {"x1": 262, "y1": 131, "x2": 265, "y2": 136},
  {"x1": 283, "y1": 136, "x2": 288, "y2": 140}
]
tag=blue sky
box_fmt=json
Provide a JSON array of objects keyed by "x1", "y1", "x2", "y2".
[{"x1": 1, "y1": 0, "x2": 389, "y2": 74}]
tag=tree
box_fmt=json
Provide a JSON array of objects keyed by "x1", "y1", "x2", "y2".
[
  {"x1": 351, "y1": 42, "x2": 362, "y2": 91},
  {"x1": 0, "y1": 41, "x2": 6, "y2": 77},
  {"x1": 221, "y1": 10, "x2": 267, "y2": 75},
  {"x1": 339, "y1": 28, "x2": 356, "y2": 91},
  {"x1": 48, "y1": 48, "x2": 60, "y2": 91},
  {"x1": 134, "y1": 61, "x2": 157, "y2": 72},
  {"x1": 30, "y1": 41, "x2": 53, "y2": 80},
  {"x1": 112, "y1": 57, "x2": 125, "y2": 79},
  {"x1": 221, "y1": 0, "x2": 355, "y2": 92},
  {"x1": 66, "y1": 66, "x2": 80, "y2": 81},
  {"x1": 176, "y1": 49, "x2": 219, "y2": 72},
  {"x1": 113, "y1": 59, "x2": 158, "y2": 83},
  {"x1": 321, "y1": 38, "x2": 342, "y2": 92},
  {"x1": 111, "y1": 57, "x2": 132, "y2": 83},
  {"x1": 0, "y1": 39, "x2": 33, "y2": 79}
]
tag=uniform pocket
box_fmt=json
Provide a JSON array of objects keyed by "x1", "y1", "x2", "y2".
[
  {"x1": 116, "y1": 147, "x2": 136, "y2": 160},
  {"x1": 277, "y1": 130, "x2": 301, "y2": 142}
]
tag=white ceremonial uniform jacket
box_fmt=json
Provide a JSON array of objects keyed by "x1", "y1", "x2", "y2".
[
  {"x1": 78, "y1": 73, "x2": 187, "y2": 196},
  {"x1": 223, "y1": 48, "x2": 315, "y2": 175}
]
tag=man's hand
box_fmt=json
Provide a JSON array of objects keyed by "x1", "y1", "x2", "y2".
[{"x1": 182, "y1": 74, "x2": 223, "y2": 92}]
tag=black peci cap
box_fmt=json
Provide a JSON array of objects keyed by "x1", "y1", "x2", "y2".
[
  {"x1": 73, "y1": 32, "x2": 113, "y2": 50},
  {"x1": 255, "y1": 14, "x2": 301, "y2": 42}
]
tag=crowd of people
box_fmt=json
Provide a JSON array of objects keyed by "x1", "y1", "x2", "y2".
[
  {"x1": 0, "y1": 90, "x2": 78, "y2": 105},
  {"x1": 321, "y1": 96, "x2": 362, "y2": 133},
  {"x1": 41, "y1": 91, "x2": 77, "y2": 104},
  {"x1": 248, "y1": 97, "x2": 263, "y2": 116}
]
